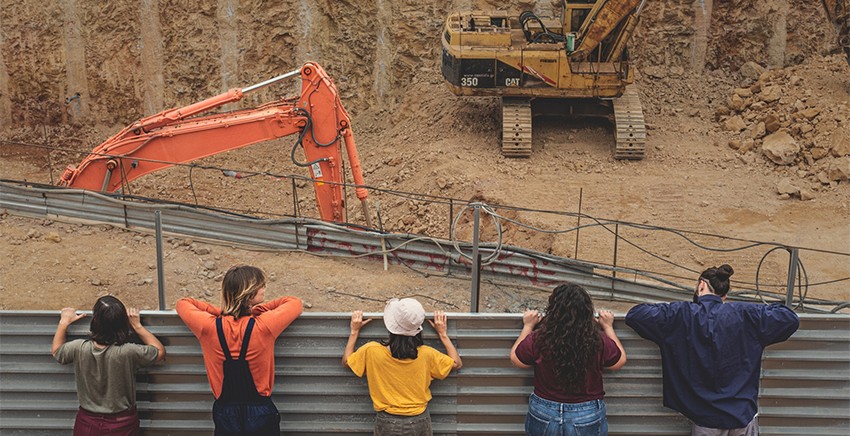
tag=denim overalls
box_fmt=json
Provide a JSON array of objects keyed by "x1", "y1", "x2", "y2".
[{"x1": 212, "y1": 317, "x2": 280, "y2": 436}]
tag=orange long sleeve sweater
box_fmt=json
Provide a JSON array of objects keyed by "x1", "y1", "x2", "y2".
[{"x1": 176, "y1": 296, "x2": 302, "y2": 398}]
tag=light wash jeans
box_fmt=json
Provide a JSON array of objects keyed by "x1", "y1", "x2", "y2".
[{"x1": 525, "y1": 393, "x2": 608, "y2": 436}]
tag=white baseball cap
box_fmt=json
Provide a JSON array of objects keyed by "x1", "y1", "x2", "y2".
[{"x1": 383, "y1": 298, "x2": 425, "y2": 336}]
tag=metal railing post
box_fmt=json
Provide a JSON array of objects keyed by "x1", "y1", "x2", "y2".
[
  {"x1": 575, "y1": 188, "x2": 582, "y2": 259},
  {"x1": 291, "y1": 178, "x2": 299, "y2": 218},
  {"x1": 612, "y1": 223, "x2": 619, "y2": 300},
  {"x1": 449, "y1": 199, "x2": 454, "y2": 240},
  {"x1": 785, "y1": 247, "x2": 799, "y2": 307},
  {"x1": 470, "y1": 205, "x2": 481, "y2": 312},
  {"x1": 155, "y1": 211, "x2": 166, "y2": 310}
]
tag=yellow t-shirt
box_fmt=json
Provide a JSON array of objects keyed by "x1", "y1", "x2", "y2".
[{"x1": 347, "y1": 341, "x2": 455, "y2": 416}]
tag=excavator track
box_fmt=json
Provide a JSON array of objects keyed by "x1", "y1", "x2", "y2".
[
  {"x1": 501, "y1": 97, "x2": 533, "y2": 158},
  {"x1": 612, "y1": 85, "x2": 646, "y2": 160}
]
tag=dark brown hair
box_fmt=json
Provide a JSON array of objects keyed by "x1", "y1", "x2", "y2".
[
  {"x1": 699, "y1": 264, "x2": 735, "y2": 296},
  {"x1": 536, "y1": 283, "x2": 601, "y2": 391},
  {"x1": 90, "y1": 295, "x2": 132, "y2": 345},
  {"x1": 381, "y1": 333, "x2": 424, "y2": 359}
]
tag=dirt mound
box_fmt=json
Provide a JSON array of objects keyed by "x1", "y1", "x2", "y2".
[{"x1": 714, "y1": 54, "x2": 850, "y2": 199}]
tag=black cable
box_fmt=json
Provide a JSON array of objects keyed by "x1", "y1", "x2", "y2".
[
  {"x1": 519, "y1": 11, "x2": 566, "y2": 44},
  {"x1": 830, "y1": 302, "x2": 850, "y2": 313},
  {"x1": 189, "y1": 166, "x2": 198, "y2": 205}
]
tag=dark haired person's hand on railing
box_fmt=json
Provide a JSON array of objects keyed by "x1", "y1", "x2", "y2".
[
  {"x1": 51, "y1": 308, "x2": 87, "y2": 355},
  {"x1": 127, "y1": 307, "x2": 166, "y2": 362}
]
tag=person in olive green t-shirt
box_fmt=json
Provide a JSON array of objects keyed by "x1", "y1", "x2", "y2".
[
  {"x1": 53, "y1": 296, "x2": 165, "y2": 436},
  {"x1": 342, "y1": 298, "x2": 462, "y2": 436}
]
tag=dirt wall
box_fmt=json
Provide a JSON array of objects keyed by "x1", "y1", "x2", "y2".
[{"x1": 0, "y1": 0, "x2": 839, "y2": 132}]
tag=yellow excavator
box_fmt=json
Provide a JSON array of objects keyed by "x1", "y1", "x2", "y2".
[
  {"x1": 441, "y1": 0, "x2": 647, "y2": 159},
  {"x1": 823, "y1": 0, "x2": 850, "y2": 65}
]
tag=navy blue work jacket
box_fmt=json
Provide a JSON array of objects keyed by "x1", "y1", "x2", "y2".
[{"x1": 625, "y1": 295, "x2": 799, "y2": 429}]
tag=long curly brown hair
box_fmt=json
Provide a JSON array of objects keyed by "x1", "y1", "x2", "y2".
[{"x1": 536, "y1": 283, "x2": 600, "y2": 391}]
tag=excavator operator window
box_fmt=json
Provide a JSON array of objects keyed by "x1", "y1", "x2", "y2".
[{"x1": 570, "y1": 9, "x2": 590, "y2": 32}]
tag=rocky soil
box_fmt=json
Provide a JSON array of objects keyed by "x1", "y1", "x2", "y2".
[{"x1": 1, "y1": 0, "x2": 848, "y2": 314}]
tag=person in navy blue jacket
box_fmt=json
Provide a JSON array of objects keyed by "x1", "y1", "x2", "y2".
[{"x1": 625, "y1": 264, "x2": 799, "y2": 436}]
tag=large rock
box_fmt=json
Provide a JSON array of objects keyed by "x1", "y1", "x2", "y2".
[
  {"x1": 831, "y1": 131, "x2": 850, "y2": 157},
  {"x1": 739, "y1": 138, "x2": 757, "y2": 154},
  {"x1": 796, "y1": 108, "x2": 820, "y2": 121},
  {"x1": 763, "y1": 114, "x2": 781, "y2": 133},
  {"x1": 749, "y1": 122, "x2": 766, "y2": 139},
  {"x1": 776, "y1": 178, "x2": 799, "y2": 195},
  {"x1": 727, "y1": 94, "x2": 747, "y2": 112},
  {"x1": 762, "y1": 130, "x2": 800, "y2": 165},
  {"x1": 723, "y1": 115, "x2": 747, "y2": 132},
  {"x1": 759, "y1": 85, "x2": 782, "y2": 103},
  {"x1": 764, "y1": 115, "x2": 782, "y2": 133},
  {"x1": 739, "y1": 61, "x2": 766, "y2": 81},
  {"x1": 827, "y1": 157, "x2": 850, "y2": 181},
  {"x1": 642, "y1": 66, "x2": 666, "y2": 79}
]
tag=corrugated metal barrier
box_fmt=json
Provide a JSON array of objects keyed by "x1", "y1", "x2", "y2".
[{"x1": 0, "y1": 312, "x2": 847, "y2": 435}]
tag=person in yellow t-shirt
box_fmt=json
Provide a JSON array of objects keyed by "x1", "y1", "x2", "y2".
[{"x1": 342, "y1": 298, "x2": 462, "y2": 436}]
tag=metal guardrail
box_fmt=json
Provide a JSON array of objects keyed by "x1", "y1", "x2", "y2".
[
  {"x1": 0, "y1": 312, "x2": 847, "y2": 435},
  {"x1": 0, "y1": 181, "x2": 698, "y2": 305}
]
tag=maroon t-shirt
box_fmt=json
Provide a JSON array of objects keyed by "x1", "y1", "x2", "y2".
[{"x1": 515, "y1": 329, "x2": 621, "y2": 403}]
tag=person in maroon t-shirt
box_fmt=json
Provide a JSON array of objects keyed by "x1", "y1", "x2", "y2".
[{"x1": 510, "y1": 283, "x2": 627, "y2": 435}]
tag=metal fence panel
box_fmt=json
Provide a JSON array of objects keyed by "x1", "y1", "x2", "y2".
[
  {"x1": 1, "y1": 181, "x2": 691, "y2": 305},
  {"x1": 0, "y1": 312, "x2": 847, "y2": 435}
]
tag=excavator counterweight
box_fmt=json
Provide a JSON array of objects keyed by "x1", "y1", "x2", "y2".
[{"x1": 58, "y1": 63, "x2": 371, "y2": 227}]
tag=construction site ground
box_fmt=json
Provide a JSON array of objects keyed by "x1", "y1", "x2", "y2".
[{"x1": 1, "y1": 2, "x2": 849, "y2": 315}]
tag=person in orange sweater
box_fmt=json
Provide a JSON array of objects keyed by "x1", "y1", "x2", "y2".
[{"x1": 176, "y1": 264, "x2": 302, "y2": 436}]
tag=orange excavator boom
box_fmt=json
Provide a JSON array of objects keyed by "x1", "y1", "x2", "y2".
[{"x1": 58, "y1": 62, "x2": 370, "y2": 226}]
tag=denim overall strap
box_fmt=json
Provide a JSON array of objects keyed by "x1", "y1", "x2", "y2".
[
  {"x1": 215, "y1": 318, "x2": 232, "y2": 361},
  {"x1": 216, "y1": 317, "x2": 256, "y2": 361},
  {"x1": 238, "y1": 318, "x2": 255, "y2": 360}
]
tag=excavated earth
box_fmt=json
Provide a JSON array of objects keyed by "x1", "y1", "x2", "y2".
[{"x1": 1, "y1": 0, "x2": 848, "y2": 314}]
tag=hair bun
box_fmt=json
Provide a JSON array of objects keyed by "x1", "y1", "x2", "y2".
[{"x1": 718, "y1": 264, "x2": 734, "y2": 278}]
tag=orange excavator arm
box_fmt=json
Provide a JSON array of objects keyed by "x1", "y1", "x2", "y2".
[{"x1": 58, "y1": 62, "x2": 370, "y2": 226}]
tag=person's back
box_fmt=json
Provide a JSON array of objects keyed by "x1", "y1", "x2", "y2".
[
  {"x1": 509, "y1": 283, "x2": 627, "y2": 436},
  {"x1": 625, "y1": 264, "x2": 800, "y2": 433},
  {"x1": 176, "y1": 264, "x2": 302, "y2": 436},
  {"x1": 347, "y1": 341, "x2": 453, "y2": 416},
  {"x1": 342, "y1": 299, "x2": 462, "y2": 436},
  {"x1": 53, "y1": 296, "x2": 165, "y2": 435}
]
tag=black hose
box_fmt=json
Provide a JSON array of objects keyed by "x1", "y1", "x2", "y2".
[
  {"x1": 289, "y1": 108, "x2": 338, "y2": 168},
  {"x1": 520, "y1": 11, "x2": 566, "y2": 44}
]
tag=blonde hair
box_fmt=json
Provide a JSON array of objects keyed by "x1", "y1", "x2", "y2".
[{"x1": 220, "y1": 265, "x2": 267, "y2": 318}]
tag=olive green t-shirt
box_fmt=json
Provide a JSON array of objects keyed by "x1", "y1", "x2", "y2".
[{"x1": 54, "y1": 339, "x2": 159, "y2": 414}]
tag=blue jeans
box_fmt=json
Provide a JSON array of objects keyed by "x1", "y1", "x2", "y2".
[{"x1": 525, "y1": 393, "x2": 608, "y2": 436}]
